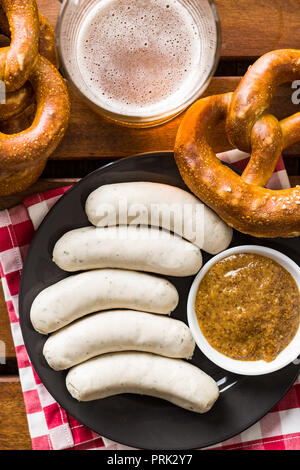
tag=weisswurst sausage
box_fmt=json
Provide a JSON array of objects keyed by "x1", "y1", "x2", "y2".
[
  {"x1": 31, "y1": 269, "x2": 179, "y2": 334},
  {"x1": 66, "y1": 352, "x2": 219, "y2": 413},
  {"x1": 86, "y1": 182, "x2": 233, "y2": 254},
  {"x1": 52, "y1": 226, "x2": 202, "y2": 276},
  {"x1": 43, "y1": 310, "x2": 195, "y2": 370}
]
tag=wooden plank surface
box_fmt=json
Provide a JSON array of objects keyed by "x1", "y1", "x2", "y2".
[
  {"x1": 0, "y1": 379, "x2": 32, "y2": 450},
  {"x1": 217, "y1": 0, "x2": 300, "y2": 58},
  {"x1": 290, "y1": 176, "x2": 300, "y2": 187},
  {"x1": 35, "y1": 0, "x2": 300, "y2": 161},
  {"x1": 53, "y1": 78, "x2": 239, "y2": 160},
  {"x1": 51, "y1": 79, "x2": 300, "y2": 160},
  {"x1": 0, "y1": 178, "x2": 78, "y2": 210},
  {"x1": 0, "y1": 282, "x2": 15, "y2": 361},
  {"x1": 38, "y1": 0, "x2": 300, "y2": 60}
]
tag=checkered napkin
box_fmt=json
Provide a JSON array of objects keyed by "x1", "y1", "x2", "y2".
[{"x1": 0, "y1": 151, "x2": 299, "y2": 450}]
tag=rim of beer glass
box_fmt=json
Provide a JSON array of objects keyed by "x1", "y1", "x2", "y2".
[{"x1": 56, "y1": 0, "x2": 222, "y2": 127}]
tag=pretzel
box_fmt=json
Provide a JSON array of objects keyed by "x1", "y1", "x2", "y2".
[
  {"x1": 0, "y1": 0, "x2": 39, "y2": 92},
  {"x1": 0, "y1": 6, "x2": 58, "y2": 121},
  {"x1": 0, "y1": 7, "x2": 59, "y2": 68},
  {"x1": 174, "y1": 49, "x2": 300, "y2": 238},
  {"x1": 0, "y1": 83, "x2": 33, "y2": 121},
  {"x1": 0, "y1": 54, "x2": 70, "y2": 195},
  {"x1": 0, "y1": 0, "x2": 70, "y2": 196}
]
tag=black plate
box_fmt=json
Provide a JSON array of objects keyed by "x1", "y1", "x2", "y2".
[{"x1": 19, "y1": 152, "x2": 300, "y2": 450}]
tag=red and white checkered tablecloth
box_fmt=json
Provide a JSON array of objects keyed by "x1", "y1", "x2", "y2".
[{"x1": 0, "y1": 151, "x2": 299, "y2": 450}]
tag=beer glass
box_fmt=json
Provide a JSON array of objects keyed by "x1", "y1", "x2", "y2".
[{"x1": 56, "y1": 0, "x2": 221, "y2": 127}]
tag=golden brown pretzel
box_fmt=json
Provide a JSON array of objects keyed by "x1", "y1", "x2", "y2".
[
  {"x1": 0, "y1": 7, "x2": 59, "y2": 68},
  {"x1": 174, "y1": 49, "x2": 300, "y2": 238},
  {"x1": 226, "y1": 49, "x2": 300, "y2": 187},
  {"x1": 0, "y1": 55, "x2": 70, "y2": 195},
  {"x1": 37, "y1": 12, "x2": 59, "y2": 69},
  {"x1": 0, "y1": 5, "x2": 59, "y2": 122},
  {"x1": 0, "y1": 102, "x2": 34, "y2": 134},
  {"x1": 0, "y1": 1, "x2": 70, "y2": 196},
  {"x1": 0, "y1": 0, "x2": 39, "y2": 92},
  {"x1": 0, "y1": 83, "x2": 33, "y2": 121}
]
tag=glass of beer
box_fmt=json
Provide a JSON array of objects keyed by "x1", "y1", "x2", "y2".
[{"x1": 56, "y1": 0, "x2": 221, "y2": 127}]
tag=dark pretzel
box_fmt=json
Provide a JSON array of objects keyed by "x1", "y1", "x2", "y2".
[{"x1": 174, "y1": 50, "x2": 300, "y2": 238}]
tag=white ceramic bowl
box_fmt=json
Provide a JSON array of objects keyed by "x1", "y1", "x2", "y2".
[{"x1": 187, "y1": 245, "x2": 300, "y2": 376}]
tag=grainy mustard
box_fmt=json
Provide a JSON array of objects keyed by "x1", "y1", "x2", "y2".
[{"x1": 195, "y1": 253, "x2": 300, "y2": 362}]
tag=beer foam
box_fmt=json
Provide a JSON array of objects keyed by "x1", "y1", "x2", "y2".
[{"x1": 76, "y1": 0, "x2": 204, "y2": 117}]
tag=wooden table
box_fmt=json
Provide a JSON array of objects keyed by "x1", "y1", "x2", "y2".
[{"x1": 0, "y1": 0, "x2": 299, "y2": 450}]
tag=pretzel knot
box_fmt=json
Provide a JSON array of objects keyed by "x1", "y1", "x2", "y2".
[
  {"x1": 0, "y1": 0, "x2": 70, "y2": 196},
  {"x1": 174, "y1": 49, "x2": 300, "y2": 238}
]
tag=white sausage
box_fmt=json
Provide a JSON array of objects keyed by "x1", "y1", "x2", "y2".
[
  {"x1": 43, "y1": 310, "x2": 195, "y2": 370},
  {"x1": 85, "y1": 182, "x2": 233, "y2": 254},
  {"x1": 30, "y1": 269, "x2": 179, "y2": 334},
  {"x1": 52, "y1": 226, "x2": 202, "y2": 276},
  {"x1": 66, "y1": 352, "x2": 219, "y2": 414}
]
